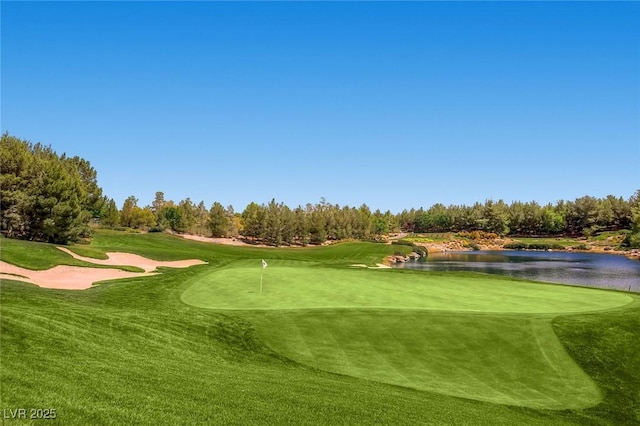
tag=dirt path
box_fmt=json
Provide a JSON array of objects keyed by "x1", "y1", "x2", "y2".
[{"x1": 179, "y1": 234, "x2": 257, "y2": 246}]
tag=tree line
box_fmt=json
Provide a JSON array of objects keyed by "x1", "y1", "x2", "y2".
[
  {"x1": 102, "y1": 191, "x2": 640, "y2": 248},
  {"x1": 103, "y1": 193, "x2": 395, "y2": 246},
  {"x1": 0, "y1": 133, "x2": 103, "y2": 244},
  {"x1": 396, "y1": 194, "x2": 640, "y2": 238},
  {"x1": 2, "y1": 133, "x2": 639, "y2": 247}
]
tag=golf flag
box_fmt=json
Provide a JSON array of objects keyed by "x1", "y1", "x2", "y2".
[{"x1": 262, "y1": 259, "x2": 268, "y2": 269}]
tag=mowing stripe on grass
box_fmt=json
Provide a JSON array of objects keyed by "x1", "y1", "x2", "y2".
[
  {"x1": 246, "y1": 310, "x2": 602, "y2": 410},
  {"x1": 182, "y1": 262, "x2": 630, "y2": 409},
  {"x1": 4, "y1": 232, "x2": 637, "y2": 423}
]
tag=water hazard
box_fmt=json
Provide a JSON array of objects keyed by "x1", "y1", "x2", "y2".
[{"x1": 394, "y1": 250, "x2": 640, "y2": 292}]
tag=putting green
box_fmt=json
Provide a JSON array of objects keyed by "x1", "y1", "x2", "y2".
[
  {"x1": 181, "y1": 262, "x2": 632, "y2": 313},
  {"x1": 181, "y1": 261, "x2": 632, "y2": 409}
]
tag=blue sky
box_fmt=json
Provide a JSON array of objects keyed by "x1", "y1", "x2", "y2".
[{"x1": 2, "y1": 1, "x2": 639, "y2": 213}]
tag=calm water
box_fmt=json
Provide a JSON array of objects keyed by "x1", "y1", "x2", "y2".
[{"x1": 394, "y1": 250, "x2": 640, "y2": 292}]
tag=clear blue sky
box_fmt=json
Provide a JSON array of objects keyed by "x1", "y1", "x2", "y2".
[{"x1": 2, "y1": 1, "x2": 639, "y2": 213}]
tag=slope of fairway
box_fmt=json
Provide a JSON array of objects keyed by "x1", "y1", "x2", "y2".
[
  {"x1": 3, "y1": 232, "x2": 639, "y2": 424},
  {"x1": 1, "y1": 275, "x2": 576, "y2": 426},
  {"x1": 182, "y1": 261, "x2": 632, "y2": 409},
  {"x1": 245, "y1": 310, "x2": 601, "y2": 409},
  {"x1": 181, "y1": 261, "x2": 632, "y2": 313}
]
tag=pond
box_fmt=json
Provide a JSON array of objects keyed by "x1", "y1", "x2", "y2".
[{"x1": 394, "y1": 250, "x2": 640, "y2": 292}]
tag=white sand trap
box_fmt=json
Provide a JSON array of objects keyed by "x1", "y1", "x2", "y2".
[
  {"x1": 351, "y1": 263, "x2": 392, "y2": 269},
  {"x1": 56, "y1": 247, "x2": 206, "y2": 272},
  {"x1": 0, "y1": 261, "x2": 157, "y2": 290},
  {"x1": 0, "y1": 249, "x2": 206, "y2": 290}
]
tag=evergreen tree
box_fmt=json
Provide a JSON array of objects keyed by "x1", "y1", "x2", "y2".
[
  {"x1": 162, "y1": 205, "x2": 182, "y2": 231},
  {"x1": 226, "y1": 205, "x2": 240, "y2": 237},
  {"x1": 120, "y1": 196, "x2": 138, "y2": 228},
  {"x1": 192, "y1": 201, "x2": 210, "y2": 236},
  {"x1": 209, "y1": 202, "x2": 229, "y2": 237},
  {"x1": 176, "y1": 198, "x2": 195, "y2": 233},
  {"x1": 68, "y1": 156, "x2": 104, "y2": 218},
  {"x1": 241, "y1": 202, "x2": 263, "y2": 239},
  {"x1": 103, "y1": 198, "x2": 120, "y2": 227},
  {"x1": 293, "y1": 206, "x2": 310, "y2": 245},
  {"x1": 130, "y1": 206, "x2": 156, "y2": 230},
  {"x1": 0, "y1": 133, "x2": 102, "y2": 243},
  {"x1": 624, "y1": 207, "x2": 640, "y2": 248}
]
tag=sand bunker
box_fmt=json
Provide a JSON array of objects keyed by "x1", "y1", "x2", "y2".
[
  {"x1": 0, "y1": 248, "x2": 206, "y2": 290},
  {"x1": 351, "y1": 264, "x2": 392, "y2": 269},
  {"x1": 0, "y1": 262, "x2": 157, "y2": 290},
  {"x1": 57, "y1": 247, "x2": 206, "y2": 272}
]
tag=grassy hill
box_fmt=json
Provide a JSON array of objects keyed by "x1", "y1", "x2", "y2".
[{"x1": 1, "y1": 230, "x2": 638, "y2": 424}]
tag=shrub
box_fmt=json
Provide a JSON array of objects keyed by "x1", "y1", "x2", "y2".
[
  {"x1": 392, "y1": 240, "x2": 427, "y2": 257},
  {"x1": 503, "y1": 242, "x2": 566, "y2": 251},
  {"x1": 503, "y1": 243, "x2": 528, "y2": 250},
  {"x1": 457, "y1": 231, "x2": 498, "y2": 240},
  {"x1": 392, "y1": 240, "x2": 416, "y2": 247},
  {"x1": 414, "y1": 247, "x2": 428, "y2": 257},
  {"x1": 528, "y1": 243, "x2": 551, "y2": 250}
]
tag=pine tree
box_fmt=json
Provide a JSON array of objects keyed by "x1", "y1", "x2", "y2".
[
  {"x1": 209, "y1": 202, "x2": 229, "y2": 237},
  {"x1": 104, "y1": 198, "x2": 120, "y2": 227}
]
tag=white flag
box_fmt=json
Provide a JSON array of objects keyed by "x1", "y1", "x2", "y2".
[{"x1": 261, "y1": 259, "x2": 268, "y2": 269}]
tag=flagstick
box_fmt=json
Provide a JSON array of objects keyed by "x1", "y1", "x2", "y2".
[{"x1": 260, "y1": 259, "x2": 267, "y2": 294}]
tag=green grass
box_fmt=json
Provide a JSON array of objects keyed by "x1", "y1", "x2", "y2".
[
  {"x1": 402, "y1": 233, "x2": 456, "y2": 243},
  {"x1": 183, "y1": 264, "x2": 631, "y2": 409},
  {"x1": 553, "y1": 305, "x2": 640, "y2": 424},
  {"x1": 1, "y1": 230, "x2": 639, "y2": 424},
  {"x1": 0, "y1": 278, "x2": 573, "y2": 426},
  {"x1": 247, "y1": 311, "x2": 600, "y2": 409},
  {"x1": 0, "y1": 236, "x2": 141, "y2": 272},
  {"x1": 511, "y1": 237, "x2": 586, "y2": 247},
  {"x1": 0, "y1": 237, "x2": 95, "y2": 270},
  {"x1": 590, "y1": 230, "x2": 630, "y2": 241},
  {"x1": 87, "y1": 229, "x2": 410, "y2": 266},
  {"x1": 182, "y1": 262, "x2": 631, "y2": 313},
  {"x1": 62, "y1": 244, "x2": 110, "y2": 259}
]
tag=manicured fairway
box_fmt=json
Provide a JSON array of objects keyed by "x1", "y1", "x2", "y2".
[
  {"x1": 181, "y1": 261, "x2": 632, "y2": 313},
  {"x1": 246, "y1": 311, "x2": 599, "y2": 409}
]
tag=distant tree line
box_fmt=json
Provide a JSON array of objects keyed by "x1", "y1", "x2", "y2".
[
  {"x1": 104, "y1": 193, "x2": 395, "y2": 246},
  {"x1": 2, "y1": 133, "x2": 639, "y2": 248},
  {"x1": 239, "y1": 198, "x2": 394, "y2": 246},
  {"x1": 396, "y1": 193, "x2": 640, "y2": 238},
  {"x1": 0, "y1": 133, "x2": 103, "y2": 244},
  {"x1": 106, "y1": 191, "x2": 640, "y2": 248}
]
